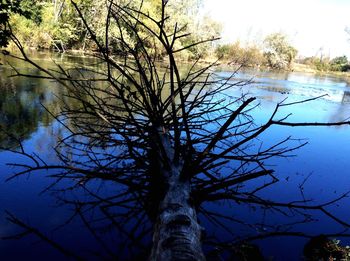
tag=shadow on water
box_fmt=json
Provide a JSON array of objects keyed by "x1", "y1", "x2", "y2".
[{"x1": 1, "y1": 53, "x2": 350, "y2": 260}]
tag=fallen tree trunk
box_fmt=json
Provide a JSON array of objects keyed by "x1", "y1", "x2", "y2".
[
  {"x1": 149, "y1": 131, "x2": 205, "y2": 261},
  {"x1": 149, "y1": 167, "x2": 205, "y2": 261}
]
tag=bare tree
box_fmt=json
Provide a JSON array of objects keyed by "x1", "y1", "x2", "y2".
[{"x1": 3, "y1": 0, "x2": 350, "y2": 260}]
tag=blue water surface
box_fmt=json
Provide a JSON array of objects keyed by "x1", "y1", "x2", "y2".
[{"x1": 1, "y1": 55, "x2": 350, "y2": 260}]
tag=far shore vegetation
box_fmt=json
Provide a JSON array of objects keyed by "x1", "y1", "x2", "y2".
[{"x1": 1, "y1": 0, "x2": 349, "y2": 78}]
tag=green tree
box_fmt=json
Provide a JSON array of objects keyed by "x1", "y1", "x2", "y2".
[
  {"x1": 301, "y1": 55, "x2": 350, "y2": 72},
  {"x1": 263, "y1": 32, "x2": 297, "y2": 70},
  {"x1": 2, "y1": 0, "x2": 216, "y2": 58},
  {"x1": 330, "y1": 55, "x2": 349, "y2": 72},
  {"x1": 3, "y1": 0, "x2": 217, "y2": 58},
  {"x1": 215, "y1": 41, "x2": 266, "y2": 67},
  {"x1": 184, "y1": 15, "x2": 222, "y2": 59},
  {"x1": 0, "y1": 0, "x2": 36, "y2": 47}
]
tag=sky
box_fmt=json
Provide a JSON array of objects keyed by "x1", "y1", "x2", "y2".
[{"x1": 201, "y1": 0, "x2": 350, "y2": 58}]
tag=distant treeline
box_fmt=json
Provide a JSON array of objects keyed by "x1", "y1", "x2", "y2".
[
  {"x1": 298, "y1": 55, "x2": 350, "y2": 72},
  {"x1": 216, "y1": 34, "x2": 350, "y2": 73},
  {"x1": 216, "y1": 33, "x2": 297, "y2": 70},
  {"x1": 4, "y1": 0, "x2": 221, "y2": 60},
  {"x1": 2, "y1": 0, "x2": 349, "y2": 72}
]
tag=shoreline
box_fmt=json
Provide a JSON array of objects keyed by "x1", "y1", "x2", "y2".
[{"x1": 2, "y1": 46, "x2": 350, "y2": 82}]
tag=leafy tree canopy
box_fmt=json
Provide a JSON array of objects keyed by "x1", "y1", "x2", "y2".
[
  {"x1": 1, "y1": 0, "x2": 222, "y2": 59},
  {"x1": 0, "y1": 0, "x2": 42, "y2": 47},
  {"x1": 263, "y1": 32, "x2": 297, "y2": 70}
]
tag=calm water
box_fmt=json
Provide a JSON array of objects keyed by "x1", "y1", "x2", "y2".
[{"x1": 1, "y1": 52, "x2": 350, "y2": 260}]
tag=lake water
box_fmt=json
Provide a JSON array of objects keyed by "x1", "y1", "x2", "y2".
[{"x1": 1, "y1": 52, "x2": 350, "y2": 260}]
